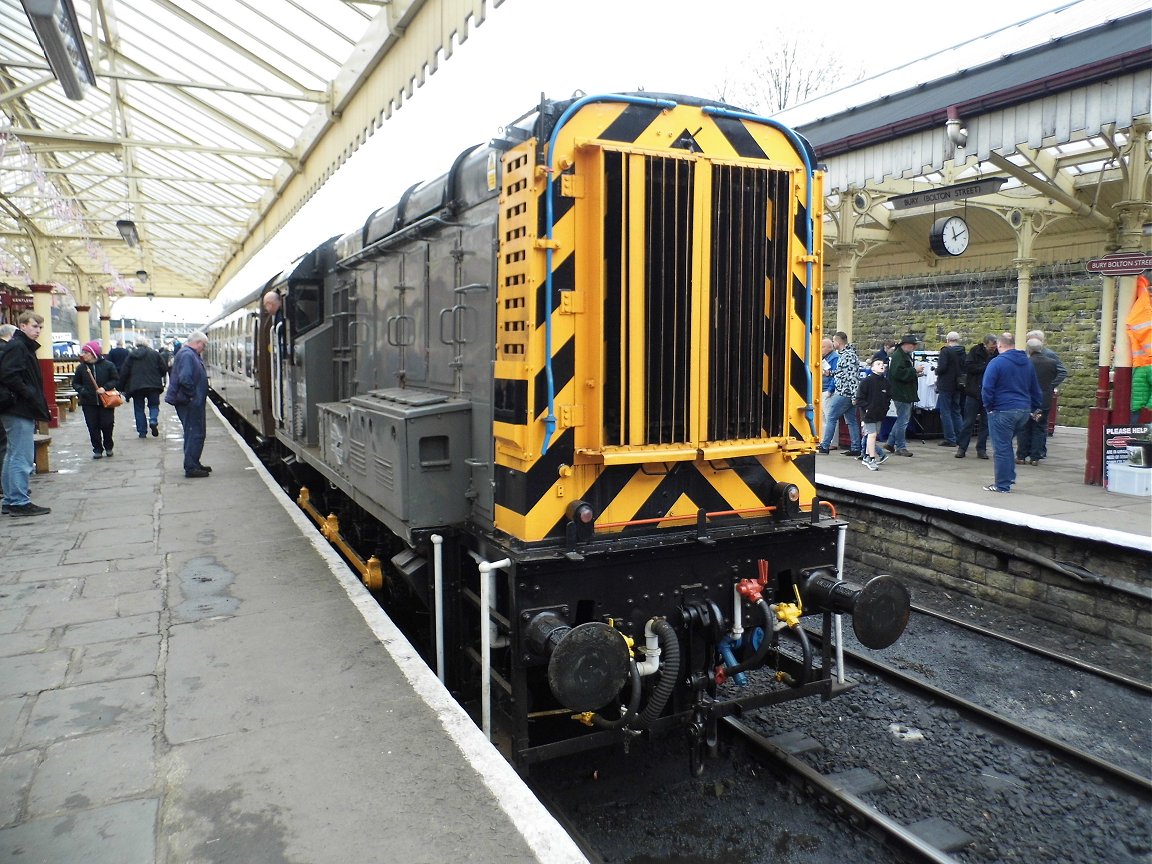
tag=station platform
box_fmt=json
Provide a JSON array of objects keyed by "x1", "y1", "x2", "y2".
[
  {"x1": 0, "y1": 404, "x2": 587, "y2": 863},
  {"x1": 815, "y1": 425, "x2": 1151, "y2": 552}
]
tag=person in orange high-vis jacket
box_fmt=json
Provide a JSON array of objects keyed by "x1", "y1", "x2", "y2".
[{"x1": 1129, "y1": 274, "x2": 1152, "y2": 423}]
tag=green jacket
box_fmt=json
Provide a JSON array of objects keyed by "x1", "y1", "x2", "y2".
[{"x1": 888, "y1": 347, "x2": 919, "y2": 403}]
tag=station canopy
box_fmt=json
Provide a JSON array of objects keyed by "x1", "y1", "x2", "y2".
[{"x1": 0, "y1": 0, "x2": 498, "y2": 305}]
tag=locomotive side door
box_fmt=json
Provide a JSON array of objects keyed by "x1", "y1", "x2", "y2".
[{"x1": 378, "y1": 244, "x2": 429, "y2": 388}]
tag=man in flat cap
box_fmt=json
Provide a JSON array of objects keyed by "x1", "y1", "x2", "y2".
[{"x1": 884, "y1": 334, "x2": 925, "y2": 457}]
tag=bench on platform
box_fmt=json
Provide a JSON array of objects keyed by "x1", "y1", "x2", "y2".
[{"x1": 33, "y1": 433, "x2": 51, "y2": 474}]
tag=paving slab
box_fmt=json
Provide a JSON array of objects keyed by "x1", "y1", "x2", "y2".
[
  {"x1": 27, "y1": 728, "x2": 156, "y2": 817},
  {"x1": 0, "y1": 798, "x2": 158, "y2": 864},
  {"x1": 21, "y1": 676, "x2": 158, "y2": 747}
]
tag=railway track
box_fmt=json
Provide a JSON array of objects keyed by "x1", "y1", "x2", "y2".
[
  {"x1": 835, "y1": 638, "x2": 1152, "y2": 798},
  {"x1": 725, "y1": 716, "x2": 962, "y2": 864},
  {"x1": 909, "y1": 602, "x2": 1152, "y2": 695},
  {"x1": 729, "y1": 616, "x2": 1152, "y2": 864}
]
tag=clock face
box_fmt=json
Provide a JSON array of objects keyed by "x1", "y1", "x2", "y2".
[{"x1": 931, "y1": 215, "x2": 969, "y2": 256}]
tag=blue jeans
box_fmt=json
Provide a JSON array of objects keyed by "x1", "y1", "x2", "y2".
[
  {"x1": 175, "y1": 400, "x2": 206, "y2": 472},
  {"x1": 956, "y1": 395, "x2": 988, "y2": 454},
  {"x1": 889, "y1": 401, "x2": 913, "y2": 450},
  {"x1": 1, "y1": 414, "x2": 35, "y2": 506},
  {"x1": 937, "y1": 391, "x2": 962, "y2": 443},
  {"x1": 821, "y1": 392, "x2": 861, "y2": 451},
  {"x1": 988, "y1": 409, "x2": 1029, "y2": 491},
  {"x1": 132, "y1": 389, "x2": 161, "y2": 435}
]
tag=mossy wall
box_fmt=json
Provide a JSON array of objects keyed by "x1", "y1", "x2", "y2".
[{"x1": 825, "y1": 265, "x2": 1103, "y2": 426}]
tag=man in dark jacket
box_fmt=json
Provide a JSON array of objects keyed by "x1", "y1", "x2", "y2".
[
  {"x1": 165, "y1": 331, "x2": 211, "y2": 478},
  {"x1": 120, "y1": 337, "x2": 168, "y2": 438},
  {"x1": 934, "y1": 331, "x2": 967, "y2": 447},
  {"x1": 1017, "y1": 339, "x2": 1060, "y2": 465},
  {"x1": 0, "y1": 311, "x2": 52, "y2": 516},
  {"x1": 107, "y1": 340, "x2": 130, "y2": 372},
  {"x1": 885, "y1": 334, "x2": 923, "y2": 457},
  {"x1": 955, "y1": 335, "x2": 998, "y2": 460},
  {"x1": 981, "y1": 332, "x2": 1044, "y2": 493}
]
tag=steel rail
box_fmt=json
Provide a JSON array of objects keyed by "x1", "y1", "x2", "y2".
[
  {"x1": 910, "y1": 603, "x2": 1152, "y2": 694},
  {"x1": 724, "y1": 717, "x2": 962, "y2": 864}
]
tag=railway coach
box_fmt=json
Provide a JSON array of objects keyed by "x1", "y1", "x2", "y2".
[{"x1": 206, "y1": 92, "x2": 910, "y2": 772}]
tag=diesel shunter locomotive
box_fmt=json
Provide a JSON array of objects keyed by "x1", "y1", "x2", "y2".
[{"x1": 206, "y1": 92, "x2": 910, "y2": 772}]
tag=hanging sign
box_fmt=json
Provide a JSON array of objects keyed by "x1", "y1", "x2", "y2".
[{"x1": 887, "y1": 178, "x2": 1006, "y2": 211}]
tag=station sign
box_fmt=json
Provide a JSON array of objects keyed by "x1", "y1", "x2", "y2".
[
  {"x1": 887, "y1": 178, "x2": 1006, "y2": 211},
  {"x1": 1085, "y1": 253, "x2": 1152, "y2": 275},
  {"x1": 0, "y1": 291, "x2": 34, "y2": 310},
  {"x1": 1104, "y1": 424, "x2": 1150, "y2": 488}
]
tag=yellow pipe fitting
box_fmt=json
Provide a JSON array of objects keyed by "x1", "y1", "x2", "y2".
[{"x1": 573, "y1": 711, "x2": 596, "y2": 727}]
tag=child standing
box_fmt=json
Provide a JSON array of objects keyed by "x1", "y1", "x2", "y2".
[{"x1": 854, "y1": 358, "x2": 892, "y2": 470}]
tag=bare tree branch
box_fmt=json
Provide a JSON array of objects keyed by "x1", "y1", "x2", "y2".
[{"x1": 715, "y1": 27, "x2": 863, "y2": 115}]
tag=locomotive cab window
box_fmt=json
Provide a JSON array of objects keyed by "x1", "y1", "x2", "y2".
[{"x1": 288, "y1": 282, "x2": 323, "y2": 337}]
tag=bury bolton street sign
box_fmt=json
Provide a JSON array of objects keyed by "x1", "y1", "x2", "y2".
[
  {"x1": 1086, "y1": 252, "x2": 1152, "y2": 275},
  {"x1": 887, "y1": 178, "x2": 1006, "y2": 211}
]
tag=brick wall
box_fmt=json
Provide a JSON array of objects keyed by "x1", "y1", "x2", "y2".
[{"x1": 827, "y1": 265, "x2": 1102, "y2": 426}]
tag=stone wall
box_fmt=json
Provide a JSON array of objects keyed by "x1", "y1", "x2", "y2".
[
  {"x1": 825, "y1": 264, "x2": 1103, "y2": 426},
  {"x1": 828, "y1": 493, "x2": 1150, "y2": 650}
]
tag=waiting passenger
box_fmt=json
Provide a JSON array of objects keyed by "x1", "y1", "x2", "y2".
[
  {"x1": 165, "y1": 332, "x2": 211, "y2": 478},
  {"x1": 0, "y1": 312, "x2": 52, "y2": 516},
  {"x1": 74, "y1": 341, "x2": 120, "y2": 459}
]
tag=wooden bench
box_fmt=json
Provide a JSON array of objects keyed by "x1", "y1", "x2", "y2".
[
  {"x1": 33, "y1": 433, "x2": 51, "y2": 474},
  {"x1": 57, "y1": 390, "x2": 79, "y2": 411},
  {"x1": 54, "y1": 399, "x2": 70, "y2": 421}
]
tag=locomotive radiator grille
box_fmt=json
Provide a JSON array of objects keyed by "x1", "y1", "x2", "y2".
[
  {"x1": 708, "y1": 164, "x2": 790, "y2": 441},
  {"x1": 602, "y1": 152, "x2": 791, "y2": 449},
  {"x1": 604, "y1": 151, "x2": 695, "y2": 447}
]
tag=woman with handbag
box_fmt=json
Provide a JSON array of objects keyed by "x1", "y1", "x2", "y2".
[{"x1": 74, "y1": 341, "x2": 121, "y2": 459}]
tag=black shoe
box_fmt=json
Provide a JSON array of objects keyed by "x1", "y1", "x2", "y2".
[
  {"x1": 197, "y1": 465, "x2": 212, "y2": 473},
  {"x1": 883, "y1": 442, "x2": 895, "y2": 453},
  {"x1": 954, "y1": 450, "x2": 966, "y2": 458},
  {"x1": 0, "y1": 504, "x2": 8, "y2": 514},
  {"x1": 9, "y1": 502, "x2": 51, "y2": 517},
  {"x1": 977, "y1": 452, "x2": 989, "y2": 460},
  {"x1": 185, "y1": 468, "x2": 211, "y2": 478},
  {"x1": 105, "y1": 450, "x2": 113, "y2": 458},
  {"x1": 938, "y1": 440, "x2": 957, "y2": 446},
  {"x1": 150, "y1": 423, "x2": 159, "y2": 437},
  {"x1": 817, "y1": 447, "x2": 829, "y2": 455},
  {"x1": 92, "y1": 451, "x2": 103, "y2": 459},
  {"x1": 841, "y1": 449, "x2": 862, "y2": 457}
]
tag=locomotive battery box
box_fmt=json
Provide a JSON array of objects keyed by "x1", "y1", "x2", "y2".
[{"x1": 346, "y1": 388, "x2": 472, "y2": 530}]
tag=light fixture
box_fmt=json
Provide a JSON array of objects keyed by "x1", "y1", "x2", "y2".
[
  {"x1": 135, "y1": 270, "x2": 148, "y2": 283},
  {"x1": 20, "y1": 0, "x2": 96, "y2": 101},
  {"x1": 117, "y1": 219, "x2": 139, "y2": 247}
]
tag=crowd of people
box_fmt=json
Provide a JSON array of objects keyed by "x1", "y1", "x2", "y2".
[
  {"x1": 819, "y1": 328, "x2": 1067, "y2": 493},
  {"x1": 0, "y1": 313, "x2": 213, "y2": 518}
]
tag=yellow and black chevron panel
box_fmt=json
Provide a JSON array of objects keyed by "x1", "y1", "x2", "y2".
[{"x1": 494, "y1": 97, "x2": 822, "y2": 543}]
